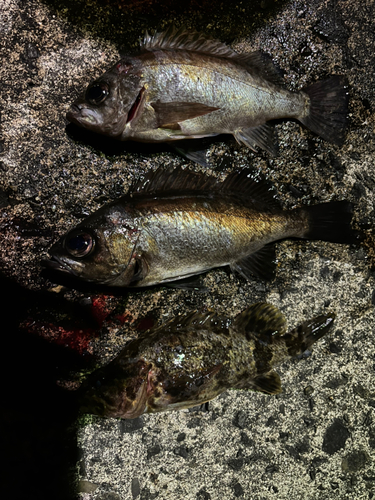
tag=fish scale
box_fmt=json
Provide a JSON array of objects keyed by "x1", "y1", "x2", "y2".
[
  {"x1": 67, "y1": 26, "x2": 349, "y2": 156},
  {"x1": 46, "y1": 167, "x2": 359, "y2": 288},
  {"x1": 78, "y1": 303, "x2": 335, "y2": 419}
]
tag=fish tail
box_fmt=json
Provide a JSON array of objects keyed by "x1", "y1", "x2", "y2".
[
  {"x1": 300, "y1": 200, "x2": 361, "y2": 244},
  {"x1": 283, "y1": 313, "x2": 335, "y2": 358},
  {"x1": 300, "y1": 75, "x2": 349, "y2": 146}
]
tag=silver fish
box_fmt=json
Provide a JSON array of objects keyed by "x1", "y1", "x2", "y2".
[
  {"x1": 46, "y1": 167, "x2": 359, "y2": 288},
  {"x1": 67, "y1": 26, "x2": 349, "y2": 156}
]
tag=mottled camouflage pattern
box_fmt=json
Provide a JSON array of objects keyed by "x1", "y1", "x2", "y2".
[{"x1": 79, "y1": 303, "x2": 335, "y2": 419}]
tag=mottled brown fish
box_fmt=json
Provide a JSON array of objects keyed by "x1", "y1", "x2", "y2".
[
  {"x1": 78, "y1": 303, "x2": 335, "y2": 418},
  {"x1": 66, "y1": 26, "x2": 348, "y2": 156},
  {"x1": 46, "y1": 167, "x2": 358, "y2": 288}
]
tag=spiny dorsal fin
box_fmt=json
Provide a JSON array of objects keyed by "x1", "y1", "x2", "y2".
[
  {"x1": 158, "y1": 310, "x2": 229, "y2": 333},
  {"x1": 131, "y1": 167, "x2": 280, "y2": 211},
  {"x1": 236, "y1": 51, "x2": 285, "y2": 86},
  {"x1": 142, "y1": 25, "x2": 238, "y2": 59},
  {"x1": 142, "y1": 27, "x2": 284, "y2": 86},
  {"x1": 232, "y1": 303, "x2": 287, "y2": 341},
  {"x1": 131, "y1": 167, "x2": 219, "y2": 195}
]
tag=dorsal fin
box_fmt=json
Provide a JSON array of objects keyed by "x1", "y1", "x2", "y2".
[
  {"x1": 232, "y1": 303, "x2": 287, "y2": 341},
  {"x1": 142, "y1": 25, "x2": 238, "y2": 59},
  {"x1": 141, "y1": 27, "x2": 284, "y2": 86},
  {"x1": 160, "y1": 310, "x2": 229, "y2": 332},
  {"x1": 131, "y1": 167, "x2": 219, "y2": 195},
  {"x1": 130, "y1": 167, "x2": 280, "y2": 210},
  {"x1": 236, "y1": 51, "x2": 285, "y2": 86}
]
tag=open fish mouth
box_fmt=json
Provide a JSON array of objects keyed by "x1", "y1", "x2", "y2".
[
  {"x1": 67, "y1": 104, "x2": 99, "y2": 126},
  {"x1": 126, "y1": 87, "x2": 145, "y2": 124}
]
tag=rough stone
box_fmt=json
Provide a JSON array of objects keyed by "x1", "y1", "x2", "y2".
[{"x1": 1, "y1": 1, "x2": 375, "y2": 500}]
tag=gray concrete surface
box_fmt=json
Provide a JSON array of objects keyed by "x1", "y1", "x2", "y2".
[{"x1": 0, "y1": 0, "x2": 374, "y2": 499}]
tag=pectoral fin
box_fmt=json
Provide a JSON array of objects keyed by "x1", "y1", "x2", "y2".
[{"x1": 151, "y1": 101, "x2": 220, "y2": 129}]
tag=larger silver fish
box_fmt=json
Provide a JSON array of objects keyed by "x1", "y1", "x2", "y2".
[
  {"x1": 66, "y1": 26, "x2": 349, "y2": 155},
  {"x1": 79, "y1": 303, "x2": 335, "y2": 419},
  {"x1": 46, "y1": 167, "x2": 359, "y2": 288}
]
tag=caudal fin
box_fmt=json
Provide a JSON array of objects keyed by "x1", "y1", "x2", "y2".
[
  {"x1": 301, "y1": 201, "x2": 361, "y2": 244},
  {"x1": 284, "y1": 313, "x2": 335, "y2": 357},
  {"x1": 300, "y1": 75, "x2": 349, "y2": 146}
]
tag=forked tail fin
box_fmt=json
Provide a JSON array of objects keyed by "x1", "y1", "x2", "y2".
[{"x1": 300, "y1": 75, "x2": 349, "y2": 146}]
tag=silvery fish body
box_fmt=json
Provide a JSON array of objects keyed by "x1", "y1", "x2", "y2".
[
  {"x1": 46, "y1": 167, "x2": 358, "y2": 288},
  {"x1": 79, "y1": 303, "x2": 335, "y2": 419},
  {"x1": 67, "y1": 27, "x2": 348, "y2": 155}
]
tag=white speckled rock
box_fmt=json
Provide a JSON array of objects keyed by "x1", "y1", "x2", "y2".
[{"x1": 0, "y1": 1, "x2": 374, "y2": 500}]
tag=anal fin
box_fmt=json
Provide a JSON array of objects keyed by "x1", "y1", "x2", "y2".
[
  {"x1": 165, "y1": 275, "x2": 208, "y2": 292},
  {"x1": 251, "y1": 371, "x2": 282, "y2": 395},
  {"x1": 231, "y1": 243, "x2": 277, "y2": 282},
  {"x1": 234, "y1": 123, "x2": 278, "y2": 156}
]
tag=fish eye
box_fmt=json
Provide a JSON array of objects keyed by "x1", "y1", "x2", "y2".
[
  {"x1": 85, "y1": 82, "x2": 109, "y2": 105},
  {"x1": 64, "y1": 229, "x2": 95, "y2": 258}
]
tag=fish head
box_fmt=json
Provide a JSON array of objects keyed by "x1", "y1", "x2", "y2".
[
  {"x1": 79, "y1": 359, "x2": 150, "y2": 419},
  {"x1": 46, "y1": 205, "x2": 148, "y2": 286},
  {"x1": 66, "y1": 58, "x2": 145, "y2": 138}
]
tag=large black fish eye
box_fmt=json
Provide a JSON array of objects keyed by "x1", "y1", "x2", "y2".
[
  {"x1": 64, "y1": 229, "x2": 95, "y2": 258},
  {"x1": 85, "y1": 82, "x2": 109, "y2": 105}
]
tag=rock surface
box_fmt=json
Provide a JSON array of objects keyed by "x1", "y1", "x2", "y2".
[{"x1": 1, "y1": 1, "x2": 374, "y2": 499}]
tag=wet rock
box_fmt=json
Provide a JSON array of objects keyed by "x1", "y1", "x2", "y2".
[
  {"x1": 132, "y1": 477, "x2": 141, "y2": 499},
  {"x1": 227, "y1": 457, "x2": 244, "y2": 471},
  {"x1": 140, "y1": 487, "x2": 159, "y2": 500},
  {"x1": 240, "y1": 432, "x2": 254, "y2": 447},
  {"x1": 97, "y1": 493, "x2": 122, "y2": 500},
  {"x1": 325, "y1": 376, "x2": 348, "y2": 389},
  {"x1": 25, "y1": 42, "x2": 40, "y2": 59},
  {"x1": 196, "y1": 488, "x2": 211, "y2": 500},
  {"x1": 77, "y1": 480, "x2": 98, "y2": 493},
  {"x1": 329, "y1": 341, "x2": 342, "y2": 354},
  {"x1": 147, "y1": 445, "x2": 161, "y2": 460},
  {"x1": 304, "y1": 385, "x2": 314, "y2": 396},
  {"x1": 233, "y1": 410, "x2": 249, "y2": 429},
  {"x1": 118, "y1": 418, "x2": 144, "y2": 434},
  {"x1": 176, "y1": 432, "x2": 186, "y2": 442},
  {"x1": 232, "y1": 482, "x2": 244, "y2": 497},
  {"x1": 174, "y1": 445, "x2": 189, "y2": 459},
  {"x1": 322, "y1": 419, "x2": 350, "y2": 455},
  {"x1": 342, "y1": 450, "x2": 369, "y2": 473}
]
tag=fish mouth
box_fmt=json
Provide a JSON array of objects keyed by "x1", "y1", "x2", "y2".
[
  {"x1": 43, "y1": 255, "x2": 133, "y2": 286},
  {"x1": 66, "y1": 103, "x2": 100, "y2": 127},
  {"x1": 43, "y1": 255, "x2": 80, "y2": 276},
  {"x1": 126, "y1": 87, "x2": 145, "y2": 125}
]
